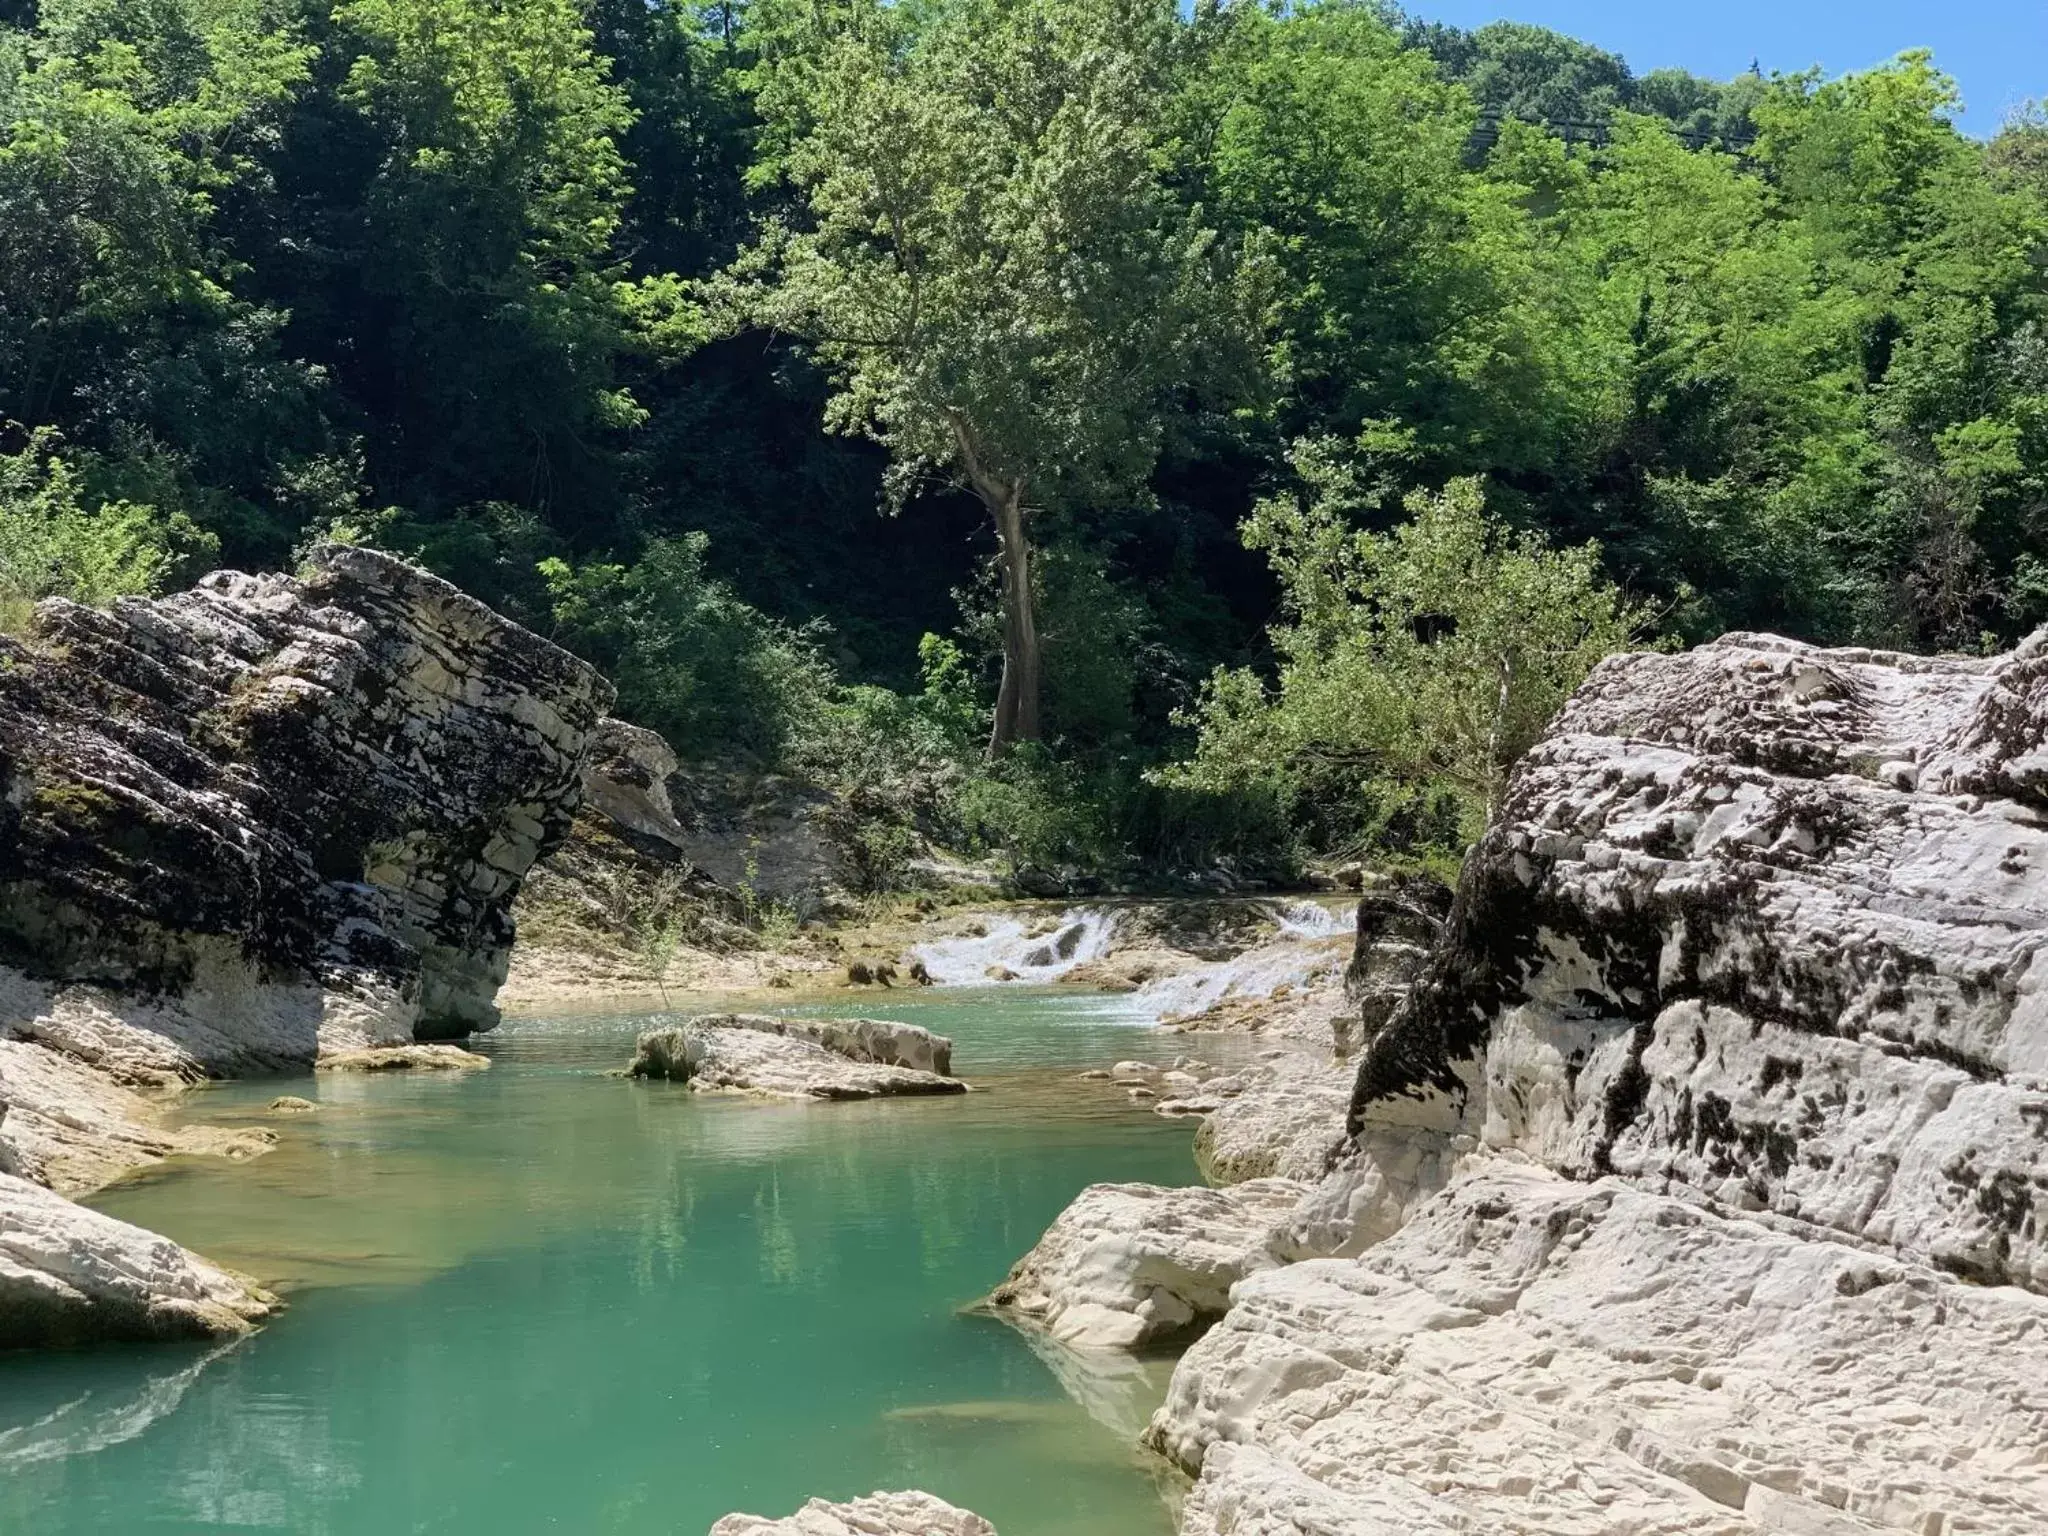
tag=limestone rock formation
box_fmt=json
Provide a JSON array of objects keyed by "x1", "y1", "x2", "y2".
[
  {"x1": 708, "y1": 1491, "x2": 996, "y2": 1536},
  {"x1": 0, "y1": 1171, "x2": 274, "y2": 1348},
  {"x1": 1191, "y1": 1054, "x2": 1351, "y2": 1185},
  {"x1": 1337, "y1": 875, "x2": 1452, "y2": 1055},
  {"x1": 0, "y1": 545, "x2": 610, "y2": 1345},
  {"x1": 0, "y1": 541, "x2": 612, "y2": 1072},
  {"x1": 578, "y1": 718, "x2": 690, "y2": 854},
  {"x1": 1150, "y1": 1165, "x2": 2048, "y2": 1536},
  {"x1": 629, "y1": 1014, "x2": 964, "y2": 1100},
  {"x1": 1341, "y1": 627, "x2": 2048, "y2": 1285},
  {"x1": 315, "y1": 1044, "x2": 491, "y2": 1072},
  {"x1": 1143, "y1": 626, "x2": 2048, "y2": 1534},
  {"x1": 986, "y1": 1179, "x2": 1304, "y2": 1351}
]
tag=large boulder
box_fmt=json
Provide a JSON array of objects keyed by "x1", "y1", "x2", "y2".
[
  {"x1": 1340, "y1": 628, "x2": 2048, "y2": 1285},
  {"x1": 0, "y1": 547, "x2": 613, "y2": 1350},
  {"x1": 0, "y1": 542, "x2": 613, "y2": 1069},
  {"x1": 629, "y1": 1014, "x2": 964, "y2": 1101},
  {"x1": 1147, "y1": 626, "x2": 2048, "y2": 1534},
  {"x1": 985, "y1": 1179, "x2": 1305, "y2": 1351},
  {"x1": 709, "y1": 1491, "x2": 995, "y2": 1536}
]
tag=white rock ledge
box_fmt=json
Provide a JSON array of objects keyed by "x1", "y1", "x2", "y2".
[
  {"x1": 987, "y1": 1179, "x2": 1305, "y2": 1351},
  {"x1": 1148, "y1": 1165, "x2": 2048, "y2": 1536},
  {"x1": 0, "y1": 1172, "x2": 275, "y2": 1348},
  {"x1": 709, "y1": 1490, "x2": 995, "y2": 1535}
]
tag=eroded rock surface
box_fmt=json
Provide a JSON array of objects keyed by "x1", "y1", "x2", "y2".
[
  {"x1": 1344, "y1": 628, "x2": 2048, "y2": 1285},
  {"x1": 0, "y1": 542, "x2": 611, "y2": 1073},
  {"x1": 987, "y1": 1179, "x2": 1305, "y2": 1351},
  {"x1": 0, "y1": 1171, "x2": 274, "y2": 1348},
  {"x1": 708, "y1": 1491, "x2": 995, "y2": 1536},
  {"x1": 1146, "y1": 627, "x2": 2048, "y2": 1535},
  {"x1": 630, "y1": 1014, "x2": 964, "y2": 1100},
  {"x1": 0, "y1": 546, "x2": 611, "y2": 1346},
  {"x1": 1150, "y1": 1166, "x2": 2048, "y2": 1536}
]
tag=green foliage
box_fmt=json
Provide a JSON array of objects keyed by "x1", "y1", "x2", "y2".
[
  {"x1": 1165, "y1": 453, "x2": 1659, "y2": 856},
  {"x1": 0, "y1": 427, "x2": 215, "y2": 628},
  {"x1": 542, "y1": 533, "x2": 835, "y2": 759},
  {"x1": 3, "y1": 0, "x2": 2045, "y2": 882}
]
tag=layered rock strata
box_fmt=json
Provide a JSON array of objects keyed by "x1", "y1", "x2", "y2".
[
  {"x1": 0, "y1": 1171, "x2": 275, "y2": 1349},
  {"x1": 708, "y1": 1491, "x2": 996, "y2": 1536},
  {"x1": 629, "y1": 1014, "x2": 964, "y2": 1100},
  {"x1": 0, "y1": 546, "x2": 612, "y2": 1343},
  {"x1": 0, "y1": 542, "x2": 611, "y2": 1071},
  {"x1": 1340, "y1": 628, "x2": 2048, "y2": 1283}
]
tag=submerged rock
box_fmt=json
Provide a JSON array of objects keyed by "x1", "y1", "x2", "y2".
[
  {"x1": 629, "y1": 1014, "x2": 963, "y2": 1101},
  {"x1": 709, "y1": 1491, "x2": 995, "y2": 1536},
  {"x1": 0, "y1": 1172, "x2": 274, "y2": 1348},
  {"x1": 986, "y1": 1179, "x2": 1304, "y2": 1351}
]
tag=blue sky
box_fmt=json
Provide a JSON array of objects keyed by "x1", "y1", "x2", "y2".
[{"x1": 1415, "y1": 1, "x2": 2046, "y2": 135}]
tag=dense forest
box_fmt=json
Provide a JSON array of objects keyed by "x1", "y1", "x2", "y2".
[{"x1": 3, "y1": 0, "x2": 2044, "y2": 885}]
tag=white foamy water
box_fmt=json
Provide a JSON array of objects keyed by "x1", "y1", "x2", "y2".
[
  {"x1": 909, "y1": 907, "x2": 1123, "y2": 985},
  {"x1": 912, "y1": 897, "x2": 1357, "y2": 1029}
]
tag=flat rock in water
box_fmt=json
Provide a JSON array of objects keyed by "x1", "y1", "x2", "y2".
[
  {"x1": 316, "y1": 1045, "x2": 491, "y2": 1072},
  {"x1": 629, "y1": 1016, "x2": 964, "y2": 1101},
  {"x1": 709, "y1": 1491, "x2": 995, "y2": 1536},
  {"x1": 0, "y1": 1172, "x2": 275, "y2": 1348},
  {"x1": 987, "y1": 1179, "x2": 1304, "y2": 1351}
]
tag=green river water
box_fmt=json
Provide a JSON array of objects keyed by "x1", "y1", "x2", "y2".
[{"x1": 0, "y1": 990, "x2": 1224, "y2": 1535}]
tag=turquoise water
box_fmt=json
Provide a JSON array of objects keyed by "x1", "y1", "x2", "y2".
[{"x1": 0, "y1": 992, "x2": 1221, "y2": 1535}]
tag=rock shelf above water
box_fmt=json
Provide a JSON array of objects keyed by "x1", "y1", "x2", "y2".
[
  {"x1": 0, "y1": 545, "x2": 614, "y2": 1346},
  {"x1": 0, "y1": 1171, "x2": 275, "y2": 1349},
  {"x1": 629, "y1": 1013, "x2": 965, "y2": 1100},
  {"x1": 708, "y1": 1491, "x2": 996, "y2": 1535}
]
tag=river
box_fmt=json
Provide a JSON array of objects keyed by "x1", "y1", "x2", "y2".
[{"x1": 0, "y1": 990, "x2": 1226, "y2": 1535}]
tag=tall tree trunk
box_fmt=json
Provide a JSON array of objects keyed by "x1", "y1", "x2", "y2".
[
  {"x1": 987, "y1": 484, "x2": 1042, "y2": 757},
  {"x1": 945, "y1": 410, "x2": 1043, "y2": 758}
]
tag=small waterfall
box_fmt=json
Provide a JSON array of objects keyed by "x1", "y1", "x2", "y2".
[
  {"x1": 910, "y1": 907, "x2": 1123, "y2": 985},
  {"x1": 1119, "y1": 898, "x2": 1353, "y2": 1025},
  {"x1": 1273, "y1": 899, "x2": 1349, "y2": 940}
]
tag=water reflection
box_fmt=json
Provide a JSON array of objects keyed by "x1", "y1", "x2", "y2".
[{"x1": 0, "y1": 991, "x2": 1200, "y2": 1536}]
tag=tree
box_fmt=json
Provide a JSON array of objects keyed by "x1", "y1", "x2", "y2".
[
  {"x1": 729, "y1": 0, "x2": 1254, "y2": 754},
  {"x1": 1165, "y1": 445, "x2": 1658, "y2": 852},
  {"x1": 1197, "y1": 4, "x2": 1574, "y2": 480}
]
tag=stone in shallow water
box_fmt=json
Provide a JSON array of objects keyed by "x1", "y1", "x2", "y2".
[
  {"x1": 708, "y1": 1491, "x2": 995, "y2": 1535},
  {"x1": 0, "y1": 1172, "x2": 275, "y2": 1348},
  {"x1": 987, "y1": 1178, "x2": 1304, "y2": 1351},
  {"x1": 316, "y1": 1045, "x2": 491, "y2": 1072},
  {"x1": 629, "y1": 1015, "x2": 963, "y2": 1101}
]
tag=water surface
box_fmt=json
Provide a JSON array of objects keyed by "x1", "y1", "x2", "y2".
[{"x1": 0, "y1": 991, "x2": 1217, "y2": 1535}]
